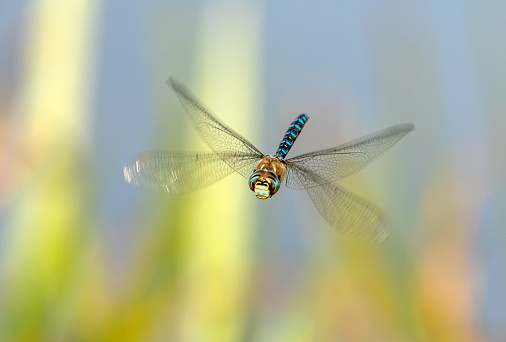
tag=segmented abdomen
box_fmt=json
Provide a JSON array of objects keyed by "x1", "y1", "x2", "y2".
[{"x1": 276, "y1": 114, "x2": 309, "y2": 159}]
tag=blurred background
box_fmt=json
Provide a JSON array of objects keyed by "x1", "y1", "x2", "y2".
[{"x1": 1, "y1": 0, "x2": 505, "y2": 341}]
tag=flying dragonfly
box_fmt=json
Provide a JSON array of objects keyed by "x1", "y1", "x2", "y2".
[{"x1": 123, "y1": 78, "x2": 414, "y2": 242}]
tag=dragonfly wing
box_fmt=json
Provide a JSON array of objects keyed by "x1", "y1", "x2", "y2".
[
  {"x1": 168, "y1": 77, "x2": 263, "y2": 178},
  {"x1": 306, "y1": 182, "x2": 389, "y2": 242},
  {"x1": 285, "y1": 123, "x2": 414, "y2": 189},
  {"x1": 123, "y1": 151, "x2": 257, "y2": 194},
  {"x1": 289, "y1": 167, "x2": 389, "y2": 242}
]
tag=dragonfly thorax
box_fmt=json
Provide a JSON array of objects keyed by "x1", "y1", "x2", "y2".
[{"x1": 248, "y1": 155, "x2": 286, "y2": 199}]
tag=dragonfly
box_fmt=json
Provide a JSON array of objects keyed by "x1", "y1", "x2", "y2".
[{"x1": 124, "y1": 78, "x2": 414, "y2": 242}]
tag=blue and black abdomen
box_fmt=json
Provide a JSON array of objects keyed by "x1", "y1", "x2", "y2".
[{"x1": 276, "y1": 114, "x2": 309, "y2": 159}]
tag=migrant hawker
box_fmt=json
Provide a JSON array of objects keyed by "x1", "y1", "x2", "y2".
[{"x1": 124, "y1": 78, "x2": 414, "y2": 242}]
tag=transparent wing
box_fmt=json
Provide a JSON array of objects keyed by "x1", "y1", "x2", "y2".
[
  {"x1": 123, "y1": 151, "x2": 258, "y2": 194},
  {"x1": 168, "y1": 77, "x2": 263, "y2": 178},
  {"x1": 285, "y1": 123, "x2": 414, "y2": 189},
  {"x1": 289, "y1": 167, "x2": 389, "y2": 242}
]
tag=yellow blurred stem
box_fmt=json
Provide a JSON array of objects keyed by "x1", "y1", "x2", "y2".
[{"x1": 1, "y1": 0, "x2": 99, "y2": 339}]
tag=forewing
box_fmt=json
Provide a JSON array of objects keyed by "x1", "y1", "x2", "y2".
[
  {"x1": 285, "y1": 123, "x2": 414, "y2": 189},
  {"x1": 168, "y1": 77, "x2": 263, "y2": 178},
  {"x1": 123, "y1": 151, "x2": 256, "y2": 194},
  {"x1": 290, "y1": 168, "x2": 389, "y2": 242}
]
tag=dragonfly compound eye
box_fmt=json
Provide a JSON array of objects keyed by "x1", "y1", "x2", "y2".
[{"x1": 248, "y1": 170, "x2": 281, "y2": 199}]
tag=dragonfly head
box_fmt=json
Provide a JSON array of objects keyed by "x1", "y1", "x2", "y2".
[{"x1": 248, "y1": 169, "x2": 281, "y2": 199}]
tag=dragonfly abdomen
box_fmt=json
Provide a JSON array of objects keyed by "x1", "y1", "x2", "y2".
[{"x1": 276, "y1": 114, "x2": 309, "y2": 159}]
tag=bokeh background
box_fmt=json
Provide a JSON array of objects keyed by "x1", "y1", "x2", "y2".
[{"x1": 1, "y1": 0, "x2": 506, "y2": 341}]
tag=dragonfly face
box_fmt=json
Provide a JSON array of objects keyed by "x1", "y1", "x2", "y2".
[
  {"x1": 124, "y1": 77, "x2": 415, "y2": 242},
  {"x1": 248, "y1": 156, "x2": 286, "y2": 199}
]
